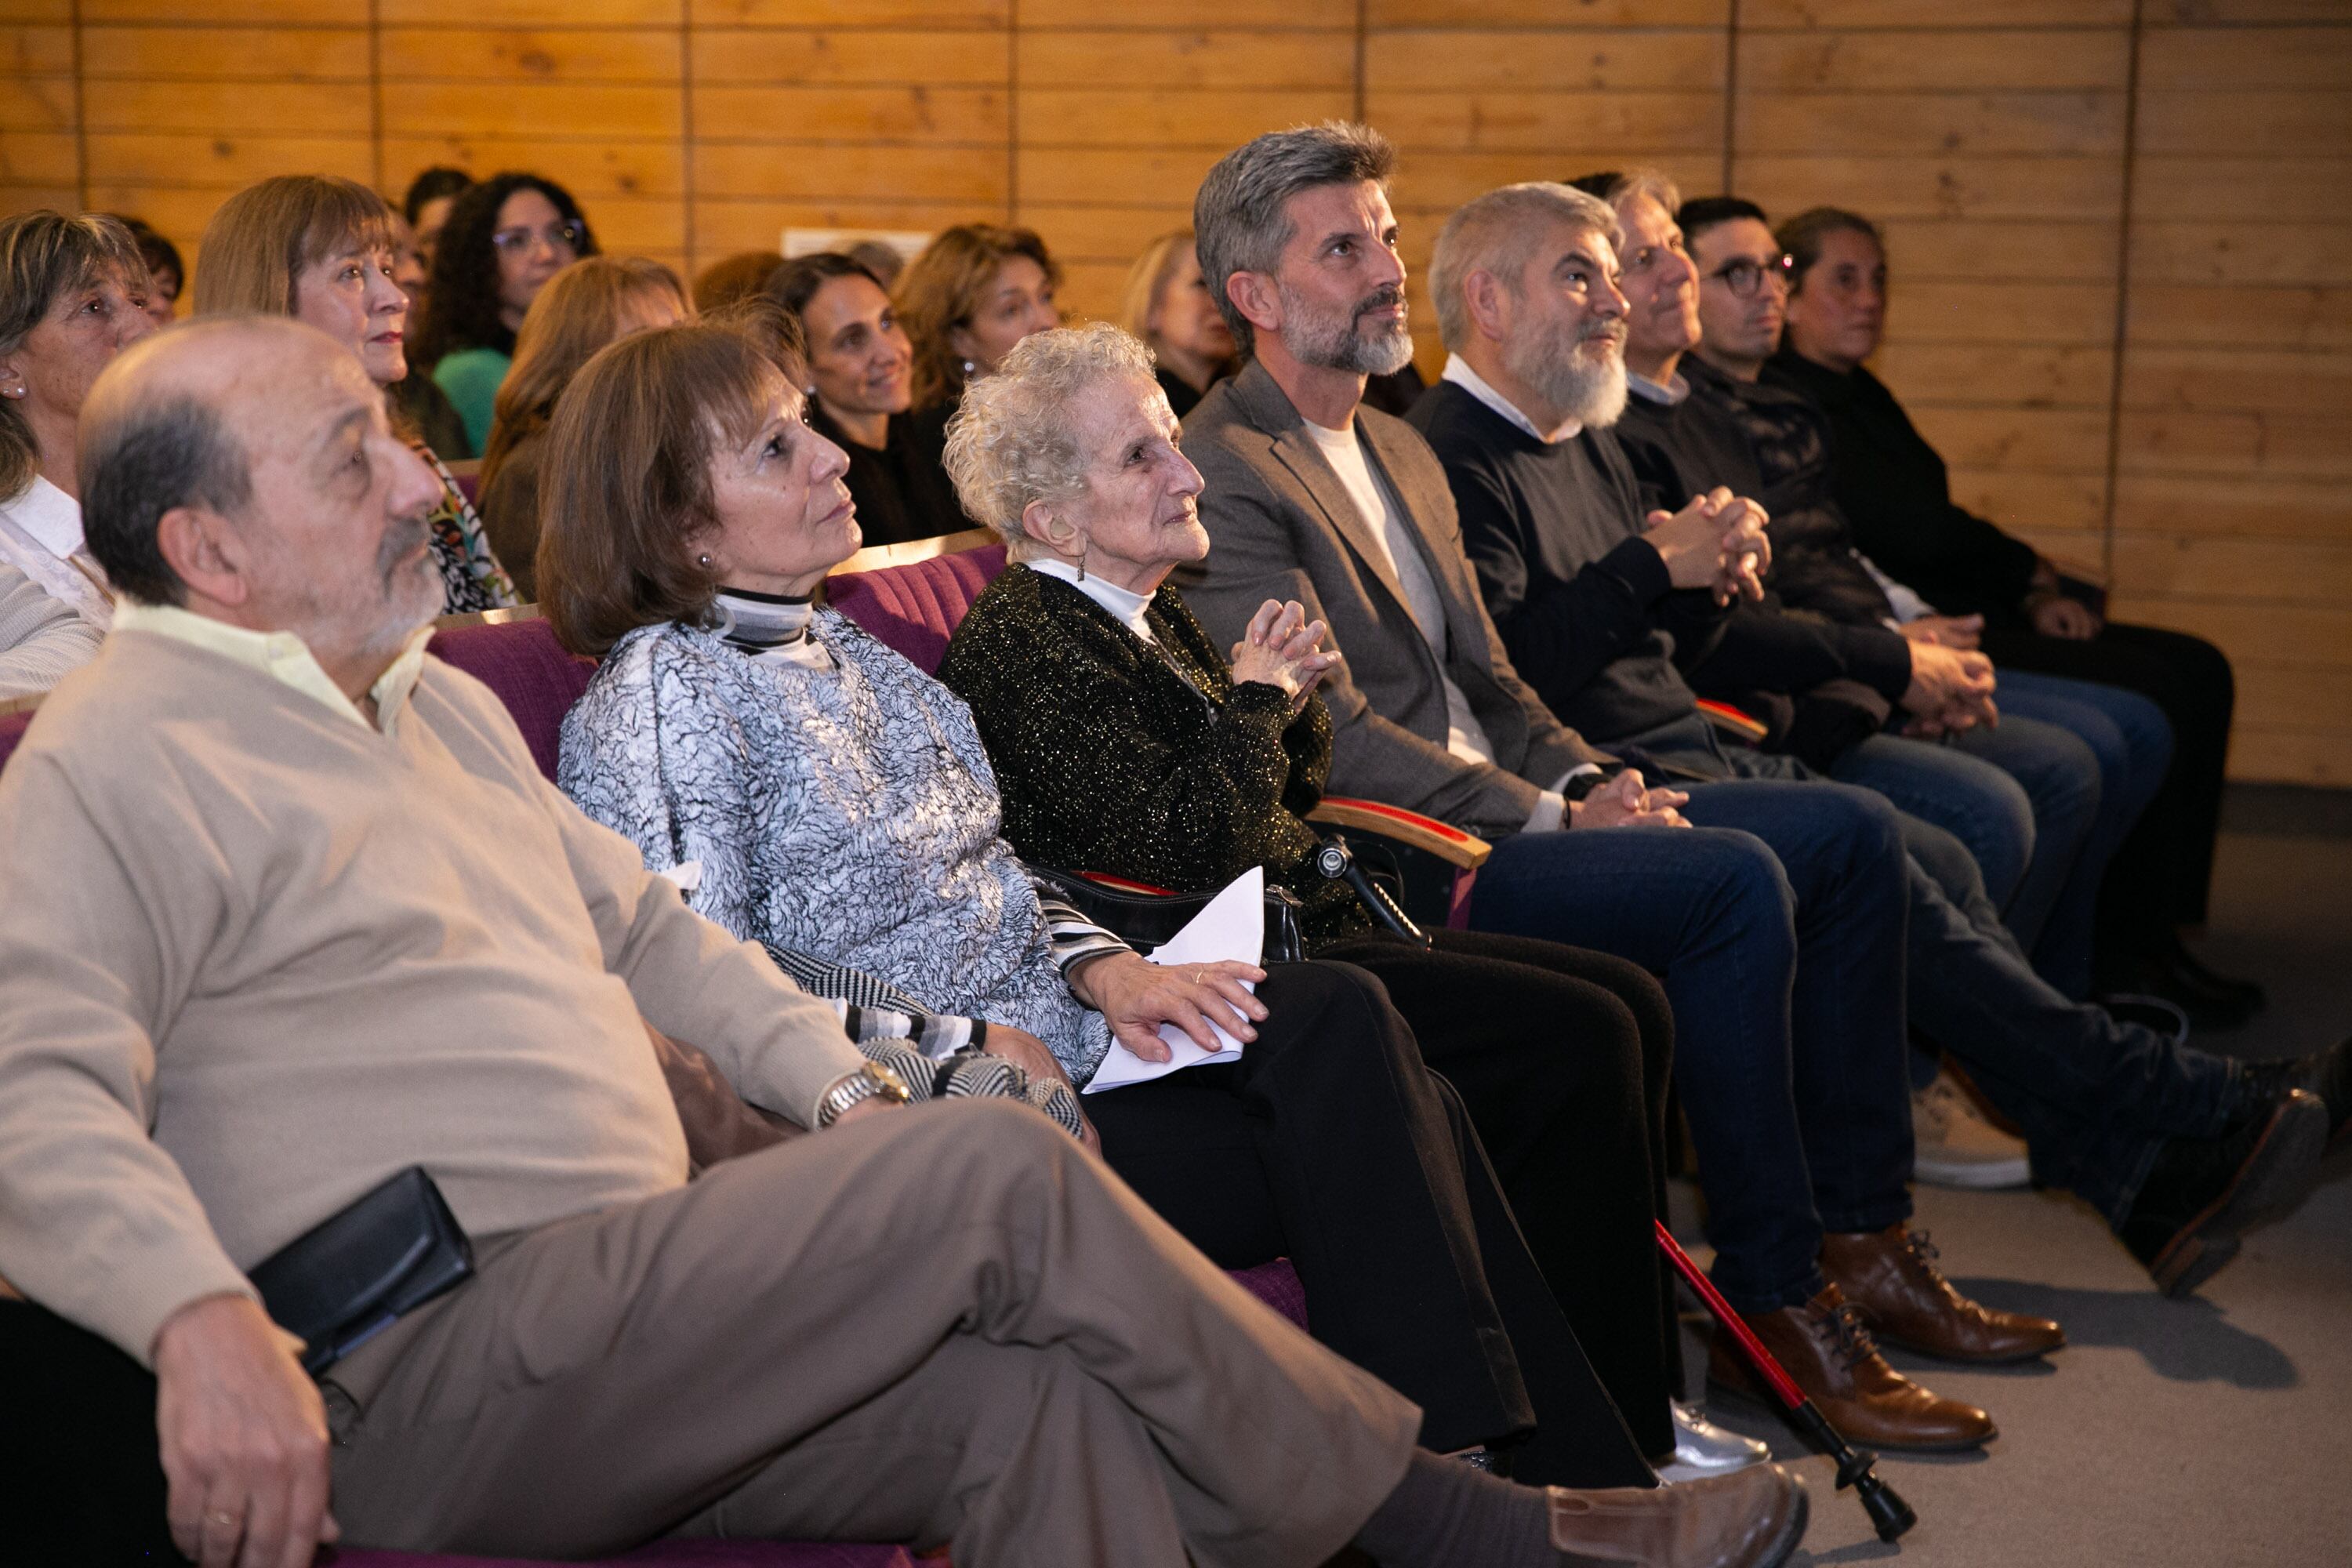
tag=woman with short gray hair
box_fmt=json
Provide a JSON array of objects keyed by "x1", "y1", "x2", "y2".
[{"x1": 942, "y1": 325, "x2": 1774, "y2": 1486}]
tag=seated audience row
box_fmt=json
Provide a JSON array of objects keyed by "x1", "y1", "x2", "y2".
[
  {"x1": 0, "y1": 121, "x2": 2341, "y2": 1568},
  {"x1": 0, "y1": 307, "x2": 1805, "y2": 1566}
]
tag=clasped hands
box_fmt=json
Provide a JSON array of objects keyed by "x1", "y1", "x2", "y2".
[
  {"x1": 1230, "y1": 597, "x2": 1341, "y2": 713},
  {"x1": 1643, "y1": 485, "x2": 1770, "y2": 606},
  {"x1": 1898, "y1": 617, "x2": 2000, "y2": 737}
]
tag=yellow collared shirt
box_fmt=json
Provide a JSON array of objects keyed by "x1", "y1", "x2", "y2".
[{"x1": 112, "y1": 602, "x2": 435, "y2": 738}]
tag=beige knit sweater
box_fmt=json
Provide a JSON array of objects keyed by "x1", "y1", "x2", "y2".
[{"x1": 0, "y1": 629, "x2": 865, "y2": 1364}]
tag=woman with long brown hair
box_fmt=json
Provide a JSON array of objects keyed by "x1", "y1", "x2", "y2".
[
  {"x1": 895, "y1": 223, "x2": 1062, "y2": 431},
  {"x1": 194, "y1": 173, "x2": 517, "y2": 614},
  {"x1": 475, "y1": 255, "x2": 688, "y2": 597}
]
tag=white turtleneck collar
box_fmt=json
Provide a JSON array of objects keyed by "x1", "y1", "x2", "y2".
[
  {"x1": 1029, "y1": 557, "x2": 1159, "y2": 644},
  {"x1": 711, "y1": 586, "x2": 833, "y2": 670}
]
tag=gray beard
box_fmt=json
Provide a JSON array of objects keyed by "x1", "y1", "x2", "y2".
[
  {"x1": 1284, "y1": 284, "x2": 1416, "y2": 377},
  {"x1": 1507, "y1": 328, "x2": 1631, "y2": 430}
]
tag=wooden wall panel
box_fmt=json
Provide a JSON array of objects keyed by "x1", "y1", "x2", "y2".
[
  {"x1": 2112, "y1": 5, "x2": 2352, "y2": 785},
  {"x1": 0, "y1": 0, "x2": 2342, "y2": 781}
]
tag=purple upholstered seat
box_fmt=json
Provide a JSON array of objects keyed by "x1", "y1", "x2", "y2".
[
  {"x1": 0, "y1": 708, "x2": 31, "y2": 770},
  {"x1": 427, "y1": 615, "x2": 596, "y2": 781},
  {"x1": 824, "y1": 543, "x2": 1007, "y2": 675}
]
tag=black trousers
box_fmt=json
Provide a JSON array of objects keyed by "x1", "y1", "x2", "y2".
[
  {"x1": 1319, "y1": 929, "x2": 1679, "y2": 1459},
  {"x1": 1980, "y1": 619, "x2": 2236, "y2": 929},
  {"x1": 2, "y1": 1300, "x2": 179, "y2": 1559},
  {"x1": 1088, "y1": 960, "x2": 1655, "y2": 1488}
]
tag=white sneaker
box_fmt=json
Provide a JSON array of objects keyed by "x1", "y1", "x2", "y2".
[
  {"x1": 1913, "y1": 1070, "x2": 2031, "y2": 1189},
  {"x1": 1654, "y1": 1399, "x2": 1771, "y2": 1483}
]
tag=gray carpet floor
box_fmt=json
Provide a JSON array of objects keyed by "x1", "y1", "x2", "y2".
[{"x1": 1667, "y1": 786, "x2": 2352, "y2": 1566}]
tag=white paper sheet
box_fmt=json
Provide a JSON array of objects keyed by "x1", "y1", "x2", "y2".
[{"x1": 1081, "y1": 867, "x2": 1263, "y2": 1094}]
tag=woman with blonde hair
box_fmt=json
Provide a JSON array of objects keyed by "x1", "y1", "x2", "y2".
[
  {"x1": 476, "y1": 255, "x2": 688, "y2": 597},
  {"x1": 1118, "y1": 228, "x2": 1236, "y2": 419},
  {"x1": 194, "y1": 173, "x2": 516, "y2": 612}
]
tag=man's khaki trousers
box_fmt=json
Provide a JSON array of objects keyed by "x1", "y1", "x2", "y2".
[{"x1": 323, "y1": 1099, "x2": 1422, "y2": 1566}]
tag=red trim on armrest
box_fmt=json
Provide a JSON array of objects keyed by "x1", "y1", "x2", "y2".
[{"x1": 1693, "y1": 699, "x2": 1769, "y2": 744}]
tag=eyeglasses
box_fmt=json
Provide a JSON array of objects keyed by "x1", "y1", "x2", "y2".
[
  {"x1": 1703, "y1": 254, "x2": 1793, "y2": 299},
  {"x1": 490, "y1": 221, "x2": 587, "y2": 258}
]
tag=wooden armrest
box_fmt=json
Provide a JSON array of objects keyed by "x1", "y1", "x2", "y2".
[
  {"x1": 432, "y1": 602, "x2": 545, "y2": 630},
  {"x1": 1693, "y1": 698, "x2": 1769, "y2": 745},
  {"x1": 1308, "y1": 797, "x2": 1491, "y2": 870}
]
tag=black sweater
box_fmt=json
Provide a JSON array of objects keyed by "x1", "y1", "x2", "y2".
[
  {"x1": 1613, "y1": 372, "x2": 1914, "y2": 707},
  {"x1": 939, "y1": 563, "x2": 1371, "y2": 948},
  {"x1": 1765, "y1": 348, "x2": 2042, "y2": 621},
  {"x1": 1407, "y1": 380, "x2": 1723, "y2": 745},
  {"x1": 811, "y1": 402, "x2": 967, "y2": 548}
]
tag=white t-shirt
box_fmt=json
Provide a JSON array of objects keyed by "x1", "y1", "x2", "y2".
[{"x1": 1300, "y1": 418, "x2": 1501, "y2": 770}]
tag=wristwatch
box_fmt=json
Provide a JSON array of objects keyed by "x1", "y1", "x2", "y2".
[{"x1": 815, "y1": 1061, "x2": 914, "y2": 1127}]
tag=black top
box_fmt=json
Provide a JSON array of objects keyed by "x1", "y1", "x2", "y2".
[
  {"x1": 1156, "y1": 365, "x2": 1205, "y2": 421},
  {"x1": 1613, "y1": 375, "x2": 1914, "y2": 702},
  {"x1": 1765, "y1": 347, "x2": 2042, "y2": 621},
  {"x1": 938, "y1": 562, "x2": 1369, "y2": 948},
  {"x1": 811, "y1": 402, "x2": 967, "y2": 548},
  {"x1": 1406, "y1": 380, "x2": 1725, "y2": 746}
]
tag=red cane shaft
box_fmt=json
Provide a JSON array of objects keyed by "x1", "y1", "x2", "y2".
[{"x1": 1654, "y1": 1219, "x2": 1808, "y2": 1410}]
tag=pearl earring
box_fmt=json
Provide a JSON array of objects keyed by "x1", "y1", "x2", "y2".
[
  {"x1": 697, "y1": 554, "x2": 713, "y2": 568},
  {"x1": 960, "y1": 358, "x2": 977, "y2": 379}
]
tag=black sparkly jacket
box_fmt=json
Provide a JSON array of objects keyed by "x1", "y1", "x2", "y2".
[{"x1": 939, "y1": 563, "x2": 1372, "y2": 948}]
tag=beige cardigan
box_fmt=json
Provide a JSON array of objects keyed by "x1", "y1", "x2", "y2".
[{"x1": 0, "y1": 629, "x2": 863, "y2": 1363}]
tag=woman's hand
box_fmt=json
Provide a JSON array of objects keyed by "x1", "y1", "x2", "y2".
[
  {"x1": 1231, "y1": 598, "x2": 1341, "y2": 709},
  {"x1": 983, "y1": 1025, "x2": 1102, "y2": 1152},
  {"x1": 1069, "y1": 950, "x2": 1268, "y2": 1062},
  {"x1": 1901, "y1": 613, "x2": 1984, "y2": 650},
  {"x1": 1568, "y1": 768, "x2": 1690, "y2": 831}
]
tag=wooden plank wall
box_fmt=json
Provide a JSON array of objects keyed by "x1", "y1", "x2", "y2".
[{"x1": 2, "y1": 1, "x2": 2346, "y2": 785}]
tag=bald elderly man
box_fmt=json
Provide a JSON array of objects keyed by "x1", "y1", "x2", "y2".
[{"x1": 0, "y1": 318, "x2": 1806, "y2": 1568}]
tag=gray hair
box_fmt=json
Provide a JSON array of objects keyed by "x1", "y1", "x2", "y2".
[
  {"x1": 1192, "y1": 121, "x2": 1395, "y2": 358},
  {"x1": 942, "y1": 322, "x2": 1160, "y2": 556},
  {"x1": 1430, "y1": 182, "x2": 1621, "y2": 352},
  {"x1": 1598, "y1": 168, "x2": 1683, "y2": 219}
]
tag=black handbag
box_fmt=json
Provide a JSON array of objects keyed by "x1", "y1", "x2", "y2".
[
  {"x1": 1029, "y1": 865, "x2": 1308, "y2": 964},
  {"x1": 248, "y1": 1165, "x2": 474, "y2": 1374}
]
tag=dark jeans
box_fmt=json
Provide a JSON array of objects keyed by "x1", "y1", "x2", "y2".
[
  {"x1": 1889, "y1": 809, "x2": 2241, "y2": 1225},
  {"x1": 1319, "y1": 927, "x2": 1679, "y2": 1459},
  {"x1": 1981, "y1": 620, "x2": 2234, "y2": 930},
  {"x1": 1088, "y1": 960, "x2": 1652, "y2": 1486},
  {"x1": 1465, "y1": 784, "x2": 1915, "y2": 1316},
  {"x1": 1984, "y1": 670, "x2": 2172, "y2": 997}
]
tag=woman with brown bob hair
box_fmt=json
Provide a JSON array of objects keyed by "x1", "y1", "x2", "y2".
[
  {"x1": 477, "y1": 255, "x2": 688, "y2": 598},
  {"x1": 545, "y1": 321, "x2": 1684, "y2": 1490},
  {"x1": 895, "y1": 223, "x2": 1062, "y2": 416},
  {"x1": 194, "y1": 174, "x2": 515, "y2": 612}
]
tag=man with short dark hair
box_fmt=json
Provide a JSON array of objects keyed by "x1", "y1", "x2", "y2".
[
  {"x1": 1418, "y1": 174, "x2": 2339, "y2": 1317},
  {"x1": 0, "y1": 316, "x2": 1806, "y2": 1568}
]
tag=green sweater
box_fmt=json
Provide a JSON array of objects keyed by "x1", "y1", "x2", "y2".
[{"x1": 431, "y1": 345, "x2": 513, "y2": 457}]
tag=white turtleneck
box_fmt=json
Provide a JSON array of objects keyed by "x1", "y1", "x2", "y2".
[{"x1": 1029, "y1": 556, "x2": 1159, "y2": 644}]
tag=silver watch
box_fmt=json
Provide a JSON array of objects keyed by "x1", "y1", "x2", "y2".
[{"x1": 815, "y1": 1061, "x2": 913, "y2": 1127}]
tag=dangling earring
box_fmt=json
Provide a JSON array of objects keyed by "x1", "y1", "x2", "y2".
[{"x1": 1076, "y1": 538, "x2": 1089, "y2": 583}]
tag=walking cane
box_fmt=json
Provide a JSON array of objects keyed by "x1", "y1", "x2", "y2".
[{"x1": 1654, "y1": 1220, "x2": 1918, "y2": 1544}]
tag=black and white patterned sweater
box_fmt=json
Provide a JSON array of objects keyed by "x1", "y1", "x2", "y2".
[{"x1": 558, "y1": 609, "x2": 1122, "y2": 1086}]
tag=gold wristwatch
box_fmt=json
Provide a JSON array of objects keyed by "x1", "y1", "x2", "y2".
[{"x1": 815, "y1": 1061, "x2": 914, "y2": 1127}]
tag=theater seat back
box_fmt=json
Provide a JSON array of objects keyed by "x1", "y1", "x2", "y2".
[
  {"x1": 427, "y1": 615, "x2": 596, "y2": 782},
  {"x1": 825, "y1": 540, "x2": 1007, "y2": 676},
  {"x1": 0, "y1": 709, "x2": 32, "y2": 771}
]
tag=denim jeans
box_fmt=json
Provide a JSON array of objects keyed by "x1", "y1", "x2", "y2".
[
  {"x1": 1829, "y1": 731, "x2": 2047, "y2": 915},
  {"x1": 1976, "y1": 670, "x2": 2173, "y2": 997},
  {"x1": 1889, "y1": 807, "x2": 2239, "y2": 1225},
  {"x1": 1467, "y1": 782, "x2": 1914, "y2": 1315}
]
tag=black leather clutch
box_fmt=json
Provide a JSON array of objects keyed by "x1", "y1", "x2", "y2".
[{"x1": 248, "y1": 1165, "x2": 474, "y2": 1375}]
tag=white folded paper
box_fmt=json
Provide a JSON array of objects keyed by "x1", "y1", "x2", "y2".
[{"x1": 1081, "y1": 866, "x2": 1263, "y2": 1094}]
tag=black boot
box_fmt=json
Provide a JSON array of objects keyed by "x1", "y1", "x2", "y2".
[
  {"x1": 2118, "y1": 1087, "x2": 2327, "y2": 1298},
  {"x1": 2236, "y1": 1036, "x2": 2352, "y2": 1152}
]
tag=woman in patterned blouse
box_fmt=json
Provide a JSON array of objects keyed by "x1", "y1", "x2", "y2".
[
  {"x1": 544, "y1": 315, "x2": 1672, "y2": 1490},
  {"x1": 193, "y1": 175, "x2": 517, "y2": 615}
]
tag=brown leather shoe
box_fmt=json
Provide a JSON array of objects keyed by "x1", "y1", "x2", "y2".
[
  {"x1": 1548, "y1": 1462, "x2": 1807, "y2": 1568},
  {"x1": 1822, "y1": 1223, "x2": 2065, "y2": 1363},
  {"x1": 1708, "y1": 1283, "x2": 1995, "y2": 1453}
]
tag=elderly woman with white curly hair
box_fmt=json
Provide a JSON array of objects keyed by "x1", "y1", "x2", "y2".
[
  {"x1": 547, "y1": 314, "x2": 1675, "y2": 1490},
  {"x1": 940, "y1": 323, "x2": 1773, "y2": 1485}
]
